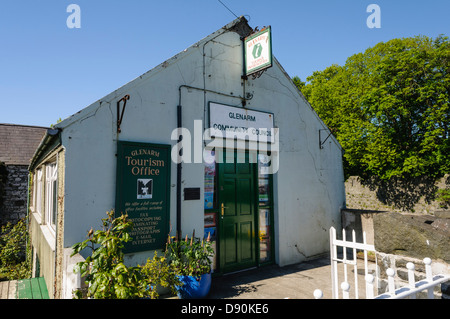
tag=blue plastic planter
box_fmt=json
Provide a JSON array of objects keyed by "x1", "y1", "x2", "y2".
[{"x1": 176, "y1": 273, "x2": 212, "y2": 299}]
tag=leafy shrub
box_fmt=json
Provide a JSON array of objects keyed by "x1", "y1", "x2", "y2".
[
  {"x1": 435, "y1": 188, "x2": 450, "y2": 208},
  {"x1": 140, "y1": 251, "x2": 181, "y2": 299},
  {"x1": 71, "y1": 211, "x2": 181, "y2": 299},
  {"x1": 165, "y1": 232, "x2": 214, "y2": 278},
  {"x1": 71, "y1": 211, "x2": 143, "y2": 298},
  {"x1": 0, "y1": 219, "x2": 31, "y2": 281}
]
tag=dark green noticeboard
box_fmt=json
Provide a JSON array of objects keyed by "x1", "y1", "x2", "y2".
[{"x1": 115, "y1": 141, "x2": 171, "y2": 253}]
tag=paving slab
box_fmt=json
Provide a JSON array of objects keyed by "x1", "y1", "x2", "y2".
[{"x1": 207, "y1": 256, "x2": 375, "y2": 299}]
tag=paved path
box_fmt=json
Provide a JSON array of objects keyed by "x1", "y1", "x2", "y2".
[
  {"x1": 208, "y1": 256, "x2": 375, "y2": 299},
  {"x1": 0, "y1": 280, "x2": 17, "y2": 299},
  {"x1": 0, "y1": 257, "x2": 375, "y2": 299}
]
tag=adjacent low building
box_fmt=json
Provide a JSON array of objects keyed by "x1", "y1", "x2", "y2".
[
  {"x1": 0, "y1": 123, "x2": 47, "y2": 225},
  {"x1": 28, "y1": 17, "x2": 345, "y2": 298}
]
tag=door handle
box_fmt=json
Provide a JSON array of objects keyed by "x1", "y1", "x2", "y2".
[{"x1": 221, "y1": 203, "x2": 228, "y2": 217}]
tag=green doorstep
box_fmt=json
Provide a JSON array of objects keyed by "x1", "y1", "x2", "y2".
[{"x1": 17, "y1": 277, "x2": 49, "y2": 299}]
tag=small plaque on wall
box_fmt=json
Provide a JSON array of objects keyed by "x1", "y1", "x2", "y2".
[{"x1": 184, "y1": 188, "x2": 200, "y2": 200}]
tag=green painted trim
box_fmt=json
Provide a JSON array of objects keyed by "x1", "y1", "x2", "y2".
[{"x1": 16, "y1": 278, "x2": 49, "y2": 299}]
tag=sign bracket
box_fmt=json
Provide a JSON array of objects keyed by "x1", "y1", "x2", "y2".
[{"x1": 319, "y1": 129, "x2": 333, "y2": 149}]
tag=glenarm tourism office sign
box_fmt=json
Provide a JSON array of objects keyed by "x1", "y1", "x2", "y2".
[
  {"x1": 115, "y1": 141, "x2": 171, "y2": 253},
  {"x1": 245, "y1": 26, "x2": 272, "y2": 75}
]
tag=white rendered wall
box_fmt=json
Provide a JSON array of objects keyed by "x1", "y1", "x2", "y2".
[{"x1": 57, "y1": 24, "x2": 344, "y2": 268}]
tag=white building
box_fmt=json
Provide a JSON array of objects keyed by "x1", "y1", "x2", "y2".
[{"x1": 28, "y1": 17, "x2": 345, "y2": 298}]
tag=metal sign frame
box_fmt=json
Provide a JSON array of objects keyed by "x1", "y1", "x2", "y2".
[{"x1": 244, "y1": 26, "x2": 273, "y2": 76}]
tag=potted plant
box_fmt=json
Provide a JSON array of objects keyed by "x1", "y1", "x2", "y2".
[{"x1": 165, "y1": 231, "x2": 214, "y2": 299}]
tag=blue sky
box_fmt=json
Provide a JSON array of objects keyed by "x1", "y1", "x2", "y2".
[{"x1": 1, "y1": 0, "x2": 448, "y2": 127}]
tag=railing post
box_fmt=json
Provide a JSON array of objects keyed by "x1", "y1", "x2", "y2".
[
  {"x1": 313, "y1": 289, "x2": 323, "y2": 299},
  {"x1": 352, "y1": 229, "x2": 359, "y2": 299},
  {"x1": 330, "y1": 227, "x2": 338, "y2": 299},
  {"x1": 341, "y1": 282, "x2": 350, "y2": 299},
  {"x1": 363, "y1": 231, "x2": 369, "y2": 276},
  {"x1": 365, "y1": 274, "x2": 374, "y2": 299},
  {"x1": 424, "y1": 257, "x2": 434, "y2": 299},
  {"x1": 387, "y1": 268, "x2": 396, "y2": 296},
  {"x1": 406, "y1": 262, "x2": 416, "y2": 299},
  {"x1": 342, "y1": 228, "x2": 348, "y2": 285}
]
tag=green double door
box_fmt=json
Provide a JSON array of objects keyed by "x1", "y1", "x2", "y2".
[{"x1": 218, "y1": 151, "x2": 257, "y2": 273}]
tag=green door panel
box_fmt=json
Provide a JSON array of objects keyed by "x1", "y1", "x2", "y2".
[{"x1": 219, "y1": 151, "x2": 257, "y2": 273}]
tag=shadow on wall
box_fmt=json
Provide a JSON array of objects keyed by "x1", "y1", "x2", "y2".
[{"x1": 358, "y1": 175, "x2": 449, "y2": 212}]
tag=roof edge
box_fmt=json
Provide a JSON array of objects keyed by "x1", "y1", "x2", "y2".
[
  {"x1": 0, "y1": 123, "x2": 50, "y2": 130},
  {"x1": 54, "y1": 16, "x2": 252, "y2": 131},
  {"x1": 29, "y1": 128, "x2": 61, "y2": 171}
]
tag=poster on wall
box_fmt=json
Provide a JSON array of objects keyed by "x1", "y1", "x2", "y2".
[
  {"x1": 115, "y1": 141, "x2": 171, "y2": 253},
  {"x1": 204, "y1": 150, "x2": 216, "y2": 209}
]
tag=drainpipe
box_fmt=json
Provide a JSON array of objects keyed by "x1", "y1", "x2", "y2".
[
  {"x1": 176, "y1": 104, "x2": 182, "y2": 239},
  {"x1": 25, "y1": 172, "x2": 30, "y2": 270},
  {"x1": 241, "y1": 36, "x2": 248, "y2": 107},
  {"x1": 175, "y1": 19, "x2": 253, "y2": 238}
]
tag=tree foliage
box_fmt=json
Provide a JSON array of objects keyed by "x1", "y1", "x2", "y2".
[
  {"x1": 296, "y1": 35, "x2": 449, "y2": 181},
  {"x1": 0, "y1": 219, "x2": 31, "y2": 281}
]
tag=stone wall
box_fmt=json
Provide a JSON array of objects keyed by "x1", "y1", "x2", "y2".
[
  {"x1": 341, "y1": 208, "x2": 384, "y2": 245},
  {"x1": 345, "y1": 175, "x2": 448, "y2": 213},
  {"x1": 342, "y1": 209, "x2": 450, "y2": 298},
  {"x1": 373, "y1": 212, "x2": 450, "y2": 263},
  {"x1": 0, "y1": 164, "x2": 29, "y2": 225},
  {"x1": 376, "y1": 252, "x2": 450, "y2": 299}
]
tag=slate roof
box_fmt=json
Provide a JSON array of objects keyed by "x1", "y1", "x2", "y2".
[{"x1": 0, "y1": 124, "x2": 48, "y2": 166}]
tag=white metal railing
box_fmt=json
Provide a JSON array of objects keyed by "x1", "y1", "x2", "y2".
[
  {"x1": 372, "y1": 258, "x2": 450, "y2": 299},
  {"x1": 329, "y1": 226, "x2": 378, "y2": 299},
  {"x1": 314, "y1": 227, "x2": 450, "y2": 299}
]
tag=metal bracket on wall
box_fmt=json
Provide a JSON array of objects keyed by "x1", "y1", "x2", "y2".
[
  {"x1": 117, "y1": 94, "x2": 130, "y2": 133},
  {"x1": 319, "y1": 129, "x2": 332, "y2": 149}
]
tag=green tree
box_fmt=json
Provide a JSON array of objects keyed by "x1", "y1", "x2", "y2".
[{"x1": 295, "y1": 35, "x2": 449, "y2": 181}]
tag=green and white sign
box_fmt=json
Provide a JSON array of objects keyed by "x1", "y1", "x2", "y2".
[
  {"x1": 245, "y1": 26, "x2": 272, "y2": 75},
  {"x1": 115, "y1": 141, "x2": 171, "y2": 253}
]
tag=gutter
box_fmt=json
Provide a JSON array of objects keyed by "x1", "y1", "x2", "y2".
[{"x1": 28, "y1": 128, "x2": 61, "y2": 171}]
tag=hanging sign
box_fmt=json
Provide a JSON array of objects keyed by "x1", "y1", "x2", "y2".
[
  {"x1": 209, "y1": 102, "x2": 274, "y2": 143},
  {"x1": 115, "y1": 141, "x2": 171, "y2": 253},
  {"x1": 245, "y1": 26, "x2": 272, "y2": 75}
]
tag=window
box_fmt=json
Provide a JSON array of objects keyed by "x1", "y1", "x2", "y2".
[
  {"x1": 35, "y1": 168, "x2": 43, "y2": 216},
  {"x1": 45, "y1": 162, "x2": 57, "y2": 231}
]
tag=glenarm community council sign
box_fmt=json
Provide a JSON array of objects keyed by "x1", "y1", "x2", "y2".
[
  {"x1": 115, "y1": 141, "x2": 171, "y2": 253},
  {"x1": 209, "y1": 102, "x2": 275, "y2": 143},
  {"x1": 245, "y1": 26, "x2": 272, "y2": 75}
]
